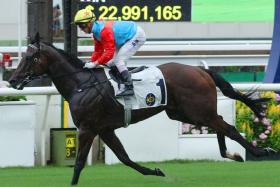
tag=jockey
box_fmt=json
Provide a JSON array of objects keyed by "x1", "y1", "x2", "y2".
[{"x1": 73, "y1": 5, "x2": 146, "y2": 97}]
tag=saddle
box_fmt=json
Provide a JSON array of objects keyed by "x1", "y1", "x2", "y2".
[{"x1": 105, "y1": 66, "x2": 167, "y2": 127}]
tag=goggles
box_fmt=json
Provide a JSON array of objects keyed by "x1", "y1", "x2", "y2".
[{"x1": 77, "y1": 23, "x2": 88, "y2": 29}]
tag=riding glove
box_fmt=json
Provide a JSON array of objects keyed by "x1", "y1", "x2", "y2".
[{"x1": 83, "y1": 61, "x2": 98, "y2": 69}]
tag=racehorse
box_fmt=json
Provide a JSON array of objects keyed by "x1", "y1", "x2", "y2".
[{"x1": 9, "y1": 33, "x2": 276, "y2": 185}]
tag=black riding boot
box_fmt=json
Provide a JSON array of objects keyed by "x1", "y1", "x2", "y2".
[{"x1": 116, "y1": 70, "x2": 134, "y2": 97}]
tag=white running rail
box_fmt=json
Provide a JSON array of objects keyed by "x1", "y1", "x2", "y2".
[{"x1": 1, "y1": 83, "x2": 280, "y2": 165}]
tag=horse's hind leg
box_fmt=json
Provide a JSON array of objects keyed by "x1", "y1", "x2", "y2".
[
  {"x1": 71, "y1": 128, "x2": 95, "y2": 185},
  {"x1": 216, "y1": 116, "x2": 244, "y2": 162},
  {"x1": 100, "y1": 130, "x2": 165, "y2": 177},
  {"x1": 211, "y1": 117, "x2": 276, "y2": 158},
  {"x1": 217, "y1": 132, "x2": 244, "y2": 162}
]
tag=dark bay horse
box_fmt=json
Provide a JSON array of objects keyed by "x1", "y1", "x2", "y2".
[{"x1": 9, "y1": 33, "x2": 275, "y2": 185}]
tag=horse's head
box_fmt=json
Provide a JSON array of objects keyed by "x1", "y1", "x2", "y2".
[{"x1": 9, "y1": 33, "x2": 49, "y2": 90}]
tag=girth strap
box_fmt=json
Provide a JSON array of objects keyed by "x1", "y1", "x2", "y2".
[{"x1": 123, "y1": 96, "x2": 133, "y2": 127}]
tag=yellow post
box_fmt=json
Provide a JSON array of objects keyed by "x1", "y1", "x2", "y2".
[
  {"x1": 63, "y1": 100, "x2": 69, "y2": 128},
  {"x1": 62, "y1": 99, "x2": 69, "y2": 128}
]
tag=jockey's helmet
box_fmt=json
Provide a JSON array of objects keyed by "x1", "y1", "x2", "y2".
[{"x1": 74, "y1": 5, "x2": 96, "y2": 25}]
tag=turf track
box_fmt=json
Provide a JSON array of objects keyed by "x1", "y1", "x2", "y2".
[{"x1": 1, "y1": 161, "x2": 280, "y2": 187}]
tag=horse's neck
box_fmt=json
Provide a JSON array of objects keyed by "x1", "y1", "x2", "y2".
[
  {"x1": 49, "y1": 63, "x2": 80, "y2": 99},
  {"x1": 44, "y1": 50, "x2": 84, "y2": 100},
  {"x1": 42, "y1": 45, "x2": 107, "y2": 101}
]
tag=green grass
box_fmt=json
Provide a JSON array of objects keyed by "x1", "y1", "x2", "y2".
[
  {"x1": 192, "y1": 0, "x2": 274, "y2": 22},
  {"x1": 1, "y1": 161, "x2": 280, "y2": 187}
]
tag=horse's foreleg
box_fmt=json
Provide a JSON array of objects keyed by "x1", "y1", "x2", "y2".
[
  {"x1": 71, "y1": 128, "x2": 95, "y2": 186},
  {"x1": 100, "y1": 130, "x2": 165, "y2": 177}
]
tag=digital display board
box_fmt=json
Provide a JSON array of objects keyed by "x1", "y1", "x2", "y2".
[{"x1": 79, "y1": 0, "x2": 192, "y2": 22}]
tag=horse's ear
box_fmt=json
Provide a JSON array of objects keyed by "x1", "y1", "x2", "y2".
[
  {"x1": 35, "y1": 32, "x2": 40, "y2": 44},
  {"x1": 29, "y1": 32, "x2": 41, "y2": 45}
]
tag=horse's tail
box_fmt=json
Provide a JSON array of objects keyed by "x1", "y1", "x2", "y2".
[{"x1": 202, "y1": 68, "x2": 270, "y2": 119}]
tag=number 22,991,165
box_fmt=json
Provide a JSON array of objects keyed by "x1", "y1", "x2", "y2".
[{"x1": 98, "y1": 5, "x2": 183, "y2": 22}]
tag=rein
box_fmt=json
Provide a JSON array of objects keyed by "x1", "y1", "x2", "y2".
[
  {"x1": 46, "y1": 68, "x2": 110, "y2": 92},
  {"x1": 74, "y1": 69, "x2": 109, "y2": 93},
  {"x1": 51, "y1": 69, "x2": 84, "y2": 80},
  {"x1": 24, "y1": 43, "x2": 118, "y2": 107}
]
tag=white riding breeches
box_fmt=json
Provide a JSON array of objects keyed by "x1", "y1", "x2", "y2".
[{"x1": 108, "y1": 26, "x2": 146, "y2": 73}]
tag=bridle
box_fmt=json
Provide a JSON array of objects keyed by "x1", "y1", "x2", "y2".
[{"x1": 16, "y1": 44, "x2": 43, "y2": 89}]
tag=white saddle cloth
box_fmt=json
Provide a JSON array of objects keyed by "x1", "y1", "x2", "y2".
[{"x1": 105, "y1": 66, "x2": 167, "y2": 110}]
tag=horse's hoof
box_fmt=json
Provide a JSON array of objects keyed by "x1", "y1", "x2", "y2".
[
  {"x1": 264, "y1": 147, "x2": 277, "y2": 155},
  {"x1": 155, "y1": 168, "x2": 165, "y2": 177},
  {"x1": 71, "y1": 180, "x2": 78, "y2": 186},
  {"x1": 233, "y1": 153, "x2": 244, "y2": 162}
]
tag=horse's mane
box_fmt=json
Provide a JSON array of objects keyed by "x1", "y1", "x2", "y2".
[{"x1": 43, "y1": 42, "x2": 84, "y2": 69}]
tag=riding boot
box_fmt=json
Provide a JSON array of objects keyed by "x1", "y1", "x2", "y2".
[{"x1": 116, "y1": 70, "x2": 134, "y2": 97}]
